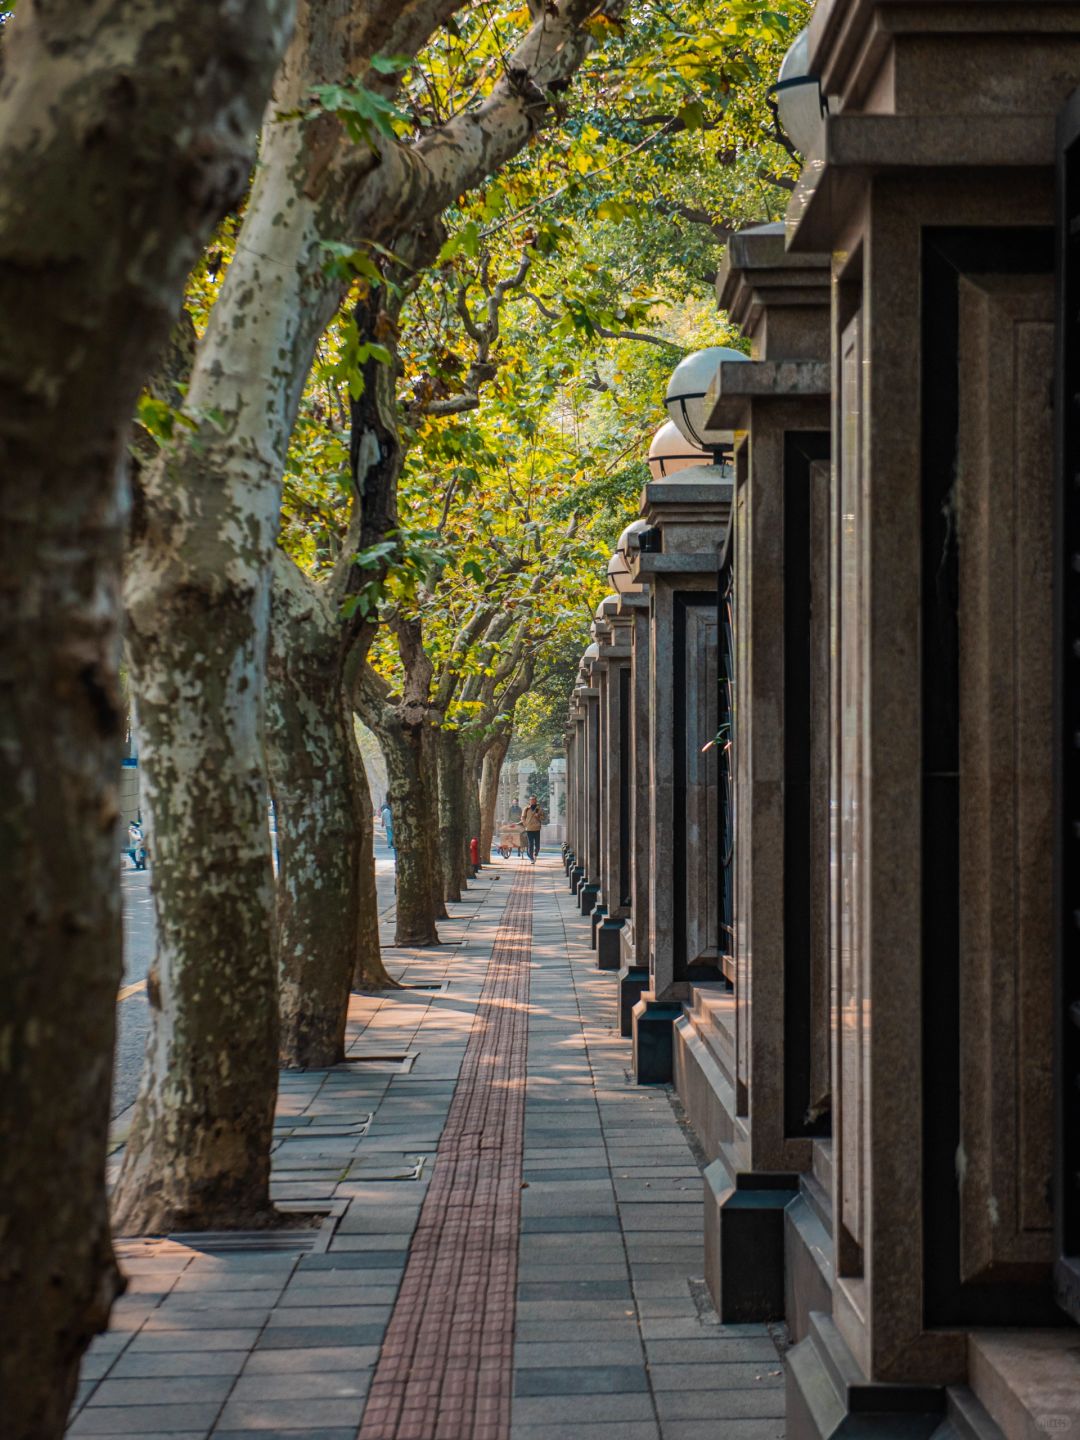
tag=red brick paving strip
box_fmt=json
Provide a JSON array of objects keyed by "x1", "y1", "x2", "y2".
[{"x1": 357, "y1": 867, "x2": 534, "y2": 1440}]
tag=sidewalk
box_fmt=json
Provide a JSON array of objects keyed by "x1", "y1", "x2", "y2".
[{"x1": 71, "y1": 855, "x2": 786, "y2": 1440}]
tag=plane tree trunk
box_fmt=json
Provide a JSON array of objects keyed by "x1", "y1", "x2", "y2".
[
  {"x1": 351, "y1": 745, "x2": 389, "y2": 991},
  {"x1": 0, "y1": 0, "x2": 295, "y2": 1423},
  {"x1": 462, "y1": 740, "x2": 484, "y2": 875},
  {"x1": 356, "y1": 669, "x2": 440, "y2": 948},
  {"x1": 480, "y1": 732, "x2": 511, "y2": 862},
  {"x1": 268, "y1": 558, "x2": 354, "y2": 1067},
  {"x1": 268, "y1": 552, "x2": 402, "y2": 1067},
  {"x1": 436, "y1": 728, "x2": 468, "y2": 901}
]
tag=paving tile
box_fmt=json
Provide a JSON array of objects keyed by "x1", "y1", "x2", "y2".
[
  {"x1": 510, "y1": 1392, "x2": 655, "y2": 1423},
  {"x1": 106, "y1": 1352, "x2": 249, "y2": 1380},
  {"x1": 518, "y1": 1280, "x2": 632, "y2": 1301},
  {"x1": 229, "y1": 1372, "x2": 371, "y2": 1402},
  {"x1": 264, "y1": 1306, "x2": 391, "y2": 1327},
  {"x1": 520, "y1": 1215, "x2": 620, "y2": 1232},
  {"x1": 126, "y1": 1330, "x2": 260, "y2": 1353},
  {"x1": 649, "y1": 1363, "x2": 784, "y2": 1391},
  {"x1": 242, "y1": 1345, "x2": 383, "y2": 1375},
  {"x1": 255, "y1": 1325, "x2": 386, "y2": 1349},
  {"x1": 514, "y1": 1365, "x2": 649, "y2": 1396},
  {"x1": 66, "y1": 1434, "x2": 207, "y2": 1440},
  {"x1": 155, "y1": 1291, "x2": 277, "y2": 1312},
  {"x1": 214, "y1": 1430, "x2": 356, "y2": 1440},
  {"x1": 511, "y1": 1425, "x2": 659, "y2": 1440},
  {"x1": 517, "y1": 1263, "x2": 630, "y2": 1282},
  {"x1": 516, "y1": 1301, "x2": 641, "y2": 1322},
  {"x1": 641, "y1": 1317, "x2": 773, "y2": 1340},
  {"x1": 514, "y1": 1340, "x2": 643, "y2": 1368},
  {"x1": 68, "y1": 1405, "x2": 219, "y2": 1435},
  {"x1": 514, "y1": 1320, "x2": 640, "y2": 1343},
  {"x1": 79, "y1": 1350, "x2": 123, "y2": 1382},
  {"x1": 87, "y1": 1377, "x2": 233, "y2": 1408},
  {"x1": 139, "y1": 1304, "x2": 272, "y2": 1329},
  {"x1": 216, "y1": 1399, "x2": 365, "y2": 1430},
  {"x1": 655, "y1": 1386, "x2": 786, "y2": 1420},
  {"x1": 644, "y1": 1338, "x2": 783, "y2": 1365},
  {"x1": 660, "y1": 1423, "x2": 784, "y2": 1440},
  {"x1": 170, "y1": 1273, "x2": 287, "y2": 1293},
  {"x1": 279, "y1": 1285, "x2": 397, "y2": 1307}
]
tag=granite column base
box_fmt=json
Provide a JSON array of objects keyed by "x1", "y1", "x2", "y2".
[
  {"x1": 597, "y1": 917, "x2": 625, "y2": 971},
  {"x1": 578, "y1": 883, "x2": 599, "y2": 916},
  {"x1": 632, "y1": 995, "x2": 681, "y2": 1083},
  {"x1": 617, "y1": 963, "x2": 649, "y2": 1036},
  {"x1": 703, "y1": 1162, "x2": 797, "y2": 1322},
  {"x1": 786, "y1": 1314, "x2": 950, "y2": 1440},
  {"x1": 570, "y1": 865, "x2": 584, "y2": 894},
  {"x1": 590, "y1": 904, "x2": 608, "y2": 946}
]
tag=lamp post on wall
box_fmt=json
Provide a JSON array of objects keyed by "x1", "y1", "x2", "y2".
[
  {"x1": 664, "y1": 346, "x2": 749, "y2": 461},
  {"x1": 647, "y1": 420, "x2": 713, "y2": 480},
  {"x1": 608, "y1": 520, "x2": 650, "y2": 595},
  {"x1": 769, "y1": 27, "x2": 827, "y2": 159}
]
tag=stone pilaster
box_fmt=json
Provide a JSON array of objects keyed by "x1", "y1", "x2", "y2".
[
  {"x1": 616, "y1": 591, "x2": 652, "y2": 1034},
  {"x1": 667, "y1": 222, "x2": 833, "y2": 1325},
  {"x1": 629, "y1": 466, "x2": 730, "y2": 1083},
  {"x1": 596, "y1": 605, "x2": 632, "y2": 970}
]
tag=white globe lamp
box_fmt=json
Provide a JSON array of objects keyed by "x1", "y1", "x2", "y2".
[
  {"x1": 664, "y1": 346, "x2": 749, "y2": 454},
  {"x1": 773, "y1": 29, "x2": 826, "y2": 160},
  {"x1": 647, "y1": 420, "x2": 712, "y2": 481}
]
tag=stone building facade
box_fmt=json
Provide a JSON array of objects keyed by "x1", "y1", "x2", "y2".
[{"x1": 564, "y1": 3, "x2": 1080, "y2": 1433}]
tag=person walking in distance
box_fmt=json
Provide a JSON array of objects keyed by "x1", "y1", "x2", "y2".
[{"x1": 521, "y1": 795, "x2": 544, "y2": 863}]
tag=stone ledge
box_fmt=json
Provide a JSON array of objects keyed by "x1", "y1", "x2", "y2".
[{"x1": 967, "y1": 1330, "x2": 1080, "y2": 1440}]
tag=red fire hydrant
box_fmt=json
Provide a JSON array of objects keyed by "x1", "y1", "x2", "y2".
[{"x1": 470, "y1": 836, "x2": 480, "y2": 870}]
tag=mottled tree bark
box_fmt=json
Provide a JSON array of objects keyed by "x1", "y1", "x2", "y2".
[
  {"x1": 0, "y1": 0, "x2": 294, "y2": 1427},
  {"x1": 357, "y1": 671, "x2": 440, "y2": 947},
  {"x1": 422, "y1": 725, "x2": 449, "y2": 921},
  {"x1": 268, "y1": 555, "x2": 398, "y2": 1064},
  {"x1": 351, "y1": 747, "x2": 389, "y2": 991},
  {"x1": 462, "y1": 741, "x2": 484, "y2": 875},
  {"x1": 436, "y1": 728, "x2": 467, "y2": 901},
  {"x1": 480, "y1": 732, "x2": 511, "y2": 862},
  {"x1": 267, "y1": 559, "x2": 355, "y2": 1068}
]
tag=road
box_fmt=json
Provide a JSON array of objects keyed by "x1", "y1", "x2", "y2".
[{"x1": 113, "y1": 836, "x2": 400, "y2": 1120}]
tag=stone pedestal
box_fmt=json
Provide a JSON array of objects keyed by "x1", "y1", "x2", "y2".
[
  {"x1": 596, "y1": 917, "x2": 625, "y2": 971},
  {"x1": 617, "y1": 963, "x2": 649, "y2": 1038},
  {"x1": 703, "y1": 1160, "x2": 798, "y2": 1323},
  {"x1": 589, "y1": 904, "x2": 607, "y2": 947},
  {"x1": 631, "y1": 995, "x2": 682, "y2": 1085}
]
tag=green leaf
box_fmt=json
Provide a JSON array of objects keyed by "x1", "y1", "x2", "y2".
[
  {"x1": 677, "y1": 99, "x2": 707, "y2": 130},
  {"x1": 355, "y1": 342, "x2": 393, "y2": 367},
  {"x1": 437, "y1": 222, "x2": 481, "y2": 264},
  {"x1": 370, "y1": 54, "x2": 413, "y2": 74},
  {"x1": 310, "y1": 79, "x2": 408, "y2": 149},
  {"x1": 318, "y1": 241, "x2": 383, "y2": 286}
]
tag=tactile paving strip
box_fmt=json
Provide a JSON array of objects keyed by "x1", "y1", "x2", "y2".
[{"x1": 357, "y1": 866, "x2": 534, "y2": 1440}]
